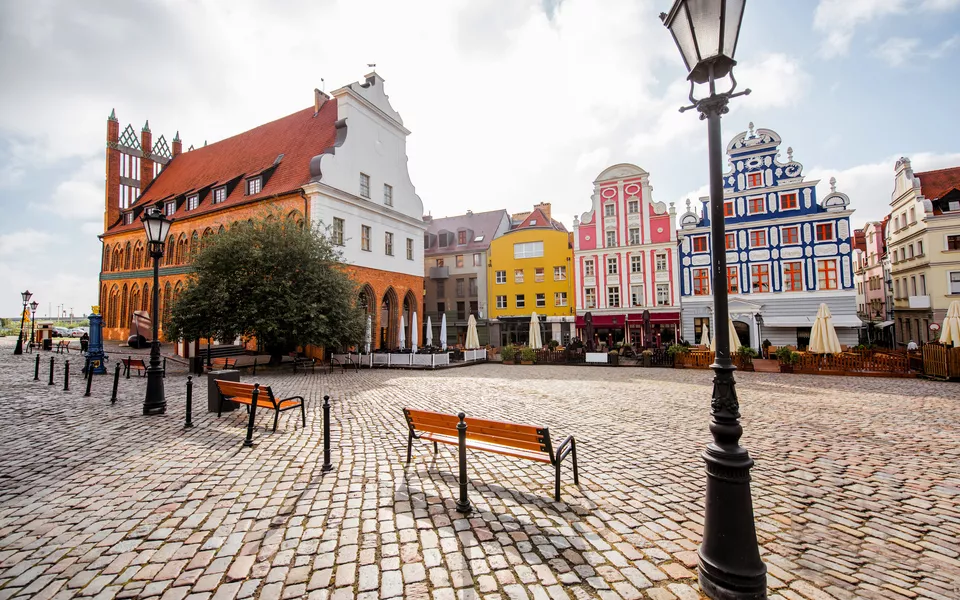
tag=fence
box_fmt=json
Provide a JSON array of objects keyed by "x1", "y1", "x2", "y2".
[
  {"x1": 922, "y1": 345, "x2": 960, "y2": 379},
  {"x1": 675, "y1": 350, "x2": 714, "y2": 369},
  {"x1": 795, "y1": 350, "x2": 912, "y2": 376}
]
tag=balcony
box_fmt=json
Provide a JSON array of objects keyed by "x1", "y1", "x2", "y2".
[{"x1": 429, "y1": 266, "x2": 449, "y2": 279}]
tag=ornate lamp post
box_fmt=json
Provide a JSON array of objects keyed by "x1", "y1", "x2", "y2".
[
  {"x1": 140, "y1": 207, "x2": 173, "y2": 415},
  {"x1": 13, "y1": 290, "x2": 32, "y2": 355},
  {"x1": 660, "y1": 2, "x2": 767, "y2": 599},
  {"x1": 29, "y1": 300, "x2": 39, "y2": 352}
]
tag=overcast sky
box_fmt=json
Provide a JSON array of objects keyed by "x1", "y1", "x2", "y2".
[{"x1": 2, "y1": 0, "x2": 959, "y2": 317}]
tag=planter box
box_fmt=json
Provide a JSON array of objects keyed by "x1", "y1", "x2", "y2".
[
  {"x1": 521, "y1": 361, "x2": 534, "y2": 365},
  {"x1": 779, "y1": 364, "x2": 794, "y2": 373}
]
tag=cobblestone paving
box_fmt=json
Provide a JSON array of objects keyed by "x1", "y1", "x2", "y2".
[{"x1": 0, "y1": 350, "x2": 958, "y2": 600}]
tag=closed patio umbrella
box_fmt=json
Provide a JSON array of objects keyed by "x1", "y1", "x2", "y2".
[
  {"x1": 426, "y1": 315, "x2": 433, "y2": 347},
  {"x1": 700, "y1": 325, "x2": 711, "y2": 348},
  {"x1": 529, "y1": 312, "x2": 543, "y2": 350},
  {"x1": 939, "y1": 300, "x2": 960, "y2": 347},
  {"x1": 710, "y1": 317, "x2": 741, "y2": 353},
  {"x1": 364, "y1": 315, "x2": 371, "y2": 354},
  {"x1": 465, "y1": 314, "x2": 480, "y2": 349},
  {"x1": 809, "y1": 303, "x2": 841, "y2": 354},
  {"x1": 398, "y1": 314, "x2": 405, "y2": 351},
  {"x1": 411, "y1": 312, "x2": 418, "y2": 353},
  {"x1": 440, "y1": 313, "x2": 447, "y2": 351}
]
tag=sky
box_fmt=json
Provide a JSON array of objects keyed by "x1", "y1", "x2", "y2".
[{"x1": 1, "y1": 0, "x2": 959, "y2": 317}]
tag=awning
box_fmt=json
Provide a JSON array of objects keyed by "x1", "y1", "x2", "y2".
[
  {"x1": 576, "y1": 312, "x2": 681, "y2": 327},
  {"x1": 762, "y1": 315, "x2": 863, "y2": 328},
  {"x1": 876, "y1": 320, "x2": 895, "y2": 328}
]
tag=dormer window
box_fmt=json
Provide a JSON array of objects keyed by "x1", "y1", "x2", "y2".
[
  {"x1": 213, "y1": 186, "x2": 226, "y2": 204},
  {"x1": 359, "y1": 173, "x2": 370, "y2": 198},
  {"x1": 187, "y1": 194, "x2": 199, "y2": 211},
  {"x1": 164, "y1": 201, "x2": 176, "y2": 216},
  {"x1": 747, "y1": 172, "x2": 763, "y2": 188},
  {"x1": 457, "y1": 230, "x2": 467, "y2": 245},
  {"x1": 247, "y1": 177, "x2": 262, "y2": 195},
  {"x1": 124, "y1": 212, "x2": 134, "y2": 225},
  {"x1": 529, "y1": 219, "x2": 537, "y2": 225}
]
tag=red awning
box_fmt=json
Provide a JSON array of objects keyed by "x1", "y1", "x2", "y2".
[{"x1": 575, "y1": 312, "x2": 680, "y2": 327}]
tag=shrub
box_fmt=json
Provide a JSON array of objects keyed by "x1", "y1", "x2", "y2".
[
  {"x1": 641, "y1": 349, "x2": 654, "y2": 356},
  {"x1": 667, "y1": 343, "x2": 689, "y2": 357},
  {"x1": 736, "y1": 346, "x2": 758, "y2": 358},
  {"x1": 547, "y1": 339, "x2": 560, "y2": 349},
  {"x1": 520, "y1": 347, "x2": 537, "y2": 362},
  {"x1": 501, "y1": 345, "x2": 517, "y2": 362},
  {"x1": 775, "y1": 346, "x2": 800, "y2": 364}
]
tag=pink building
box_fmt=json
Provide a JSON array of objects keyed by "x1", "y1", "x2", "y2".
[
  {"x1": 572, "y1": 164, "x2": 680, "y2": 346},
  {"x1": 854, "y1": 218, "x2": 890, "y2": 323}
]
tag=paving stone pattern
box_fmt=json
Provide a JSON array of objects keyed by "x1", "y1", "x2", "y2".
[{"x1": 0, "y1": 351, "x2": 958, "y2": 600}]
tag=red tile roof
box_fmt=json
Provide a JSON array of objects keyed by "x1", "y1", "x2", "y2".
[
  {"x1": 511, "y1": 208, "x2": 567, "y2": 232},
  {"x1": 916, "y1": 166, "x2": 960, "y2": 201},
  {"x1": 107, "y1": 100, "x2": 339, "y2": 234}
]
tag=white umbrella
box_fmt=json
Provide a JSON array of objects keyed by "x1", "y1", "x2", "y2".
[
  {"x1": 465, "y1": 314, "x2": 480, "y2": 349},
  {"x1": 710, "y1": 317, "x2": 741, "y2": 353},
  {"x1": 364, "y1": 315, "x2": 372, "y2": 354},
  {"x1": 528, "y1": 312, "x2": 543, "y2": 350},
  {"x1": 398, "y1": 314, "x2": 406, "y2": 350},
  {"x1": 809, "y1": 303, "x2": 841, "y2": 354},
  {"x1": 939, "y1": 300, "x2": 960, "y2": 347},
  {"x1": 440, "y1": 313, "x2": 448, "y2": 351},
  {"x1": 426, "y1": 315, "x2": 433, "y2": 347},
  {"x1": 700, "y1": 325, "x2": 711, "y2": 348},
  {"x1": 411, "y1": 312, "x2": 419, "y2": 353}
]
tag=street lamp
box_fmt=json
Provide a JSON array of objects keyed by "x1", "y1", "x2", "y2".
[
  {"x1": 141, "y1": 207, "x2": 173, "y2": 415},
  {"x1": 661, "y1": 2, "x2": 767, "y2": 599},
  {"x1": 29, "y1": 300, "x2": 39, "y2": 352},
  {"x1": 14, "y1": 290, "x2": 32, "y2": 355}
]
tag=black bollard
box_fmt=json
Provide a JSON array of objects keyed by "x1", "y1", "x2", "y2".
[
  {"x1": 48, "y1": 356, "x2": 55, "y2": 386},
  {"x1": 243, "y1": 384, "x2": 259, "y2": 447},
  {"x1": 34, "y1": 354, "x2": 40, "y2": 381},
  {"x1": 126, "y1": 356, "x2": 131, "y2": 379},
  {"x1": 84, "y1": 362, "x2": 93, "y2": 397},
  {"x1": 252, "y1": 357, "x2": 257, "y2": 376},
  {"x1": 111, "y1": 362, "x2": 120, "y2": 405},
  {"x1": 455, "y1": 412, "x2": 472, "y2": 514},
  {"x1": 63, "y1": 360, "x2": 69, "y2": 391},
  {"x1": 322, "y1": 395, "x2": 333, "y2": 473},
  {"x1": 163, "y1": 357, "x2": 167, "y2": 378},
  {"x1": 184, "y1": 376, "x2": 194, "y2": 429}
]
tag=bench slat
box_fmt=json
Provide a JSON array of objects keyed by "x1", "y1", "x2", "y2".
[
  {"x1": 405, "y1": 409, "x2": 549, "y2": 454},
  {"x1": 422, "y1": 433, "x2": 553, "y2": 463}
]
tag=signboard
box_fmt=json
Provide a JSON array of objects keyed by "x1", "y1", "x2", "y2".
[{"x1": 930, "y1": 323, "x2": 941, "y2": 331}]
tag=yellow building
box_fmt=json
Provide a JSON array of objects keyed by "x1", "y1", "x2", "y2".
[{"x1": 487, "y1": 204, "x2": 576, "y2": 346}]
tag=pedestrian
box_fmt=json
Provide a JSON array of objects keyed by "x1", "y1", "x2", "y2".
[
  {"x1": 80, "y1": 332, "x2": 89, "y2": 354},
  {"x1": 906, "y1": 339, "x2": 918, "y2": 351}
]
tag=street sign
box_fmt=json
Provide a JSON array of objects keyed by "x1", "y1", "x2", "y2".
[{"x1": 930, "y1": 323, "x2": 941, "y2": 331}]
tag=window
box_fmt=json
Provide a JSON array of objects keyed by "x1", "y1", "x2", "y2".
[
  {"x1": 584, "y1": 288, "x2": 597, "y2": 309},
  {"x1": 514, "y1": 269, "x2": 524, "y2": 283},
  {"x1": 917, "y1": 241, "x2": 924, "y2": 255},
  {"x1": 748, "y1": 196, "x2": 766, "y2": 215},
  {"x1": 496, "y1": 295, "x2": 507, "y2": 309},
  {"x1": 783, "y1": 261, "x2": 803, "y2": 292},
  {"x1": 406, "y1": 238, "x2": 414, "y2": 260},
  {"x1": 727, "y1": 266, "x2": 739, "y2": 294},
  {"x1": 693, "y1": 268, "x2": 710, "y2": 296},
  {"x1": 910, "y1": 276, "x2": 917, "y2": 296},
  {"x1": 948, "y1": 235, "x2": 960, "y2": 251},
  {"x1": 630, "y1": 285, "x2": 644, "y2": 306},
  {"x1": 751, "y1": 264, "x2": 770, "y2": 293},
  {"x1": 656, "y1": 253, "x2": 668, "y2": 272},
  {"x1": 607, "y1": 286, "x2": 620, "y2": 308},
  {"x1": 164, "y1": 201, "x2": 176, "y2": 216},
  {"x1": 332, "y1": 217, "x2": 344, "y2": 246},
  {"x1": 817, "y1": 259, "x2": 838, "y2": 290},
  {"x1": 535, "y1": 267, "x2": 544, "y2": 282},
  {"x1": 779, "y1": 193, "x2": 798, "y2": 210},
  {"x1": 656, "y1": 284, "x2": 670, "y2": 306},
  {"x1": 631, "y1": 256, "x2": 643, "y2": 273},
  {"x1": 747, "y1": 172, "x2": 763, "y2": 188},
  {"x1": 437, "y1": 302, "x2": 445, "y2": 315},
  {"x1": 469, "y1": 278, "x2": 478, "y2": 296},
  {"x1": 725, "y1": 233, "x2": 736, "y2": 250},
  {"x1": 895, "y1": 279, "x2": 901, "y2": 298},
  {"x1": 359, "y1": 173, "x2": 370, "y2": 198},
  {"x1": 124, "y1": 212, "x2": 133, "y2": 225},
  {"x1": 604, "y1": 203, "x2": 615, "y2": 217},
  {"x1": 496, "y1": 270, "x2": 506, "y2": 284},
  {"x1": 456, "y1": 255, "x2": 464, "y2": 268},
  {"x1": 536, "y1": 293, "x2": 546, "y2": 308},
  {"x1": 555, "y1": 292, "x2": 567, "y2": 307},
  {"x1": 456, "y1": 279, "x2": 464, "y2": 297},
  {"x1": 693, "y1": 235, "x2": 708, "y2": 253},
  {"x1": 724, "y1": 201, "x2": 735, "y2": 218},
  {"x1": 458, "y1": 230, "x2": 467, "y2": 245},
  {"x1": 247, "y1": 177, "x2": 262, "y2": 195},
  {"x1": 383, "y1": 184, "x2": 393, "y2": 206},
  {"x1": 629, "y1": 228, "x2": 641, "y2": 245},
  {"x1": 361, "y1": 225, "x2": 371, "y2": 251},
  {"x1": 554, "y1": 266, "x2": 566, "y2": 280},
  {"x1": 607, "y1": 257, "x2": 618, "y2": 275},
  {"x1": 816, "y1": 223, "x2": 834, "y2": 242},
  {"x1": 606, "y1": 231, "x2": 617, "y2": 247},
  {"x1": 908, "y1": 244, "x2": 914, "y2": 259},
  {"x1": 473, "y1": 253, "x2": 482, "y2": 267},
  {"x1": 584, "y1": 260, "x2": 595, "y2": 277},
  {"x1": 437, "y1": 258, "x2": 444, "y2": 267},
  {"x1": 950, "y1": 272, "x2": 960, "y2": 294},
  {"x1": 436, "y1": 281, "x2": 445, "y2": 297},
  {"x1": 782, "y1": 226, "x2": 800, "y2": 245},
  {"x1": 187, "y1": 194, "x2": 199, "y2": 211},
  {"x1": 749, "y1": 229, "x2": 767, "y2": 248},
  {"x1": 516, "y1": 294, "x2": 525, "y2": 308},
  {"x1": 628, "y1": 199, "x2": 639, "y2": 213},
  {"x1": 909, "y1": 207, "x2": 916, "y2": 224},
  {"x1": 514, "y1": 241, "x2": 544, "y2": 258},
  {"x1": 384, "y1": 232, "x2": 394, "y2": 256},
  {"x1": 213, "y1": 187, "x2": 226, "y2": 204}
]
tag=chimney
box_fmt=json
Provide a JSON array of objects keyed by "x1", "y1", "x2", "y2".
[
  {"x1": 535, "y1": 202, "x2": 552, "y2": 220},
  {"x1": 172, "y1": 131, "x2": 182, "y2": 157},
  {"x1": 140, "y1": 120, "x2": 154, "y2": 192},
  {"x1": 422, "y1": 215, "x2": 433, "y2": 223},
  {"x1": 104, "y1": 109, "x2": 121, "y2": 231},
  {"x1": 314, "y1": 89, "x2": 330, "y2": 116},
  {"x1": 466, "y1": 210, "x2": 473, "y2": 216}
]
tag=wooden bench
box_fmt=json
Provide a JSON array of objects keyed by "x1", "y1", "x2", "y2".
[
  {"x1": 403, "y1": 408, "x2": 578, "y2": 502},
  {"x1": 56, "y1": 340, "x2": 71, "y2": 354},
  {"x1": 215, "y1": 380, "x2": 306, "y2": 433},
  {"x1": 122, "y1": 356, "x2": 166, "y2": 378},
  {"x1": 290, "y1": 353, "x2": 316, "y2": 373},
  {"x1": 210, "y1": 357, "x2": 236, "y2": 370}
]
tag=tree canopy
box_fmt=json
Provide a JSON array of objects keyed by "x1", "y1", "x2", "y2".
[{"x1": 166, "y1": 215, "x2": 365, "y2": 361}]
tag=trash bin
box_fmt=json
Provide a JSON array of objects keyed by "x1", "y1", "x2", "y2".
[
  {"x1": 42, "y1": 338, "x2": 52, "y2": 351},
  {"x1": 208, "y1": 370, "x2": 240, "y2": 413}
]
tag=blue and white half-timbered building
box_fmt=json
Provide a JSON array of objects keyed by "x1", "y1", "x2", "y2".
[{"x1": 677, "y1": 124, "x2": 860, "y2": 350}]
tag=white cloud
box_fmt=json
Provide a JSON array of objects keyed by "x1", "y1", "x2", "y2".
[
  {"x1": 814, "y1": 0, "x2": 909, "y2": 57},
  {"x1": 33, "y1": 158, "x2": 103, "y2": 220},
  {"x1": 874, "y1": 35, "x2": 958, "y2": 66},
  {"x1": 0, "y1": 229, "x2": 56, "y2": 257},
  {"x1": 575, "y1": 147, "x2": 611, "y2": 174}
]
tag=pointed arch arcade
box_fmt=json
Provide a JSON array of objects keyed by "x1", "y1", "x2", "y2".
[{"x1": 379, "y1": 287, "x2": 399, "y2": 350}]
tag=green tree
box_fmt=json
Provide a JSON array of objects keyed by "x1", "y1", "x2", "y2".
[{"x1": 166, "y1": 214, "x2": 365, "y2": 363}]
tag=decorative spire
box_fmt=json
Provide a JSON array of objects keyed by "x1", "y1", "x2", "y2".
[
  {"x1": 685, "y1": 198, "x2": 692, "y2": 211},
  {"x1": 108, "y1": 108, "x2": 118, "y2": 122},
  {"x1": 787, "y1": 146, "x2": 793, "y2": 161},
  {"x1": 748, "y1": 122, "x2": 755, "y2": 137},
  {"x1": 203, "y1": 140, "x2": 207, "y2": 147},
  {"x1": 173, "y1": 131, "x2": 181, "y2": 142},
  {"x1": 142, "y1": 120, "x2": 150, "y2": 132},
  {"x1": 829, "y1": 177, "x2": 837, "y2": 193}
]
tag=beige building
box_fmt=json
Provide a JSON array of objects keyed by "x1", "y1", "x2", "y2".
[{"x1": 887, "y1": 158, "x2": 960, "y2": 345}]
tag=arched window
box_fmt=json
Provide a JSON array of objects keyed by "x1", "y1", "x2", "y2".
[
  {"x1": 120, "y1": 284, "x2": 129, "y2": 330},
  {"x1": 103, "y1": 244, "x2": 111, "y2": 271},
  {"x1": 218, "y1": 225, "x2": 225, "y2": 235},
  {"x1": 130, "y1": 285, "x2": 140, "y2": 322},
  {"x1": 142, "y1": 283, "x2": 150, "y2": 313},
  {"x1": 176, "y1": 233, "x2": 188, "y2": 265},
  {"x1": 165, "y1": 235, "x2": 175, "y2": 266},
  {"x1": 202, "y1": 227, "x2": 213, "y2": 249},
  {"x1": 113, "y1": 247, "x2": 122, "y2": 272},
  {"x1": 190, "y1": 231, "x2": 200, "y2": 258},
  {"x1": 108, "y1": 285, "x2": 121, "y2": 328},
  {"x1": 162, "y1": 283, "x2": 172, "y2": 327},
  {"x1": 124, "y1": 242, "x2": 132, "y2": 270},
  {"x1": 133, "y1": 241, "x2": 144, "y2": 270}
]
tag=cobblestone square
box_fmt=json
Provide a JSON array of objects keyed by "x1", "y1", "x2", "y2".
[{"x1": 0, "y1": 352, "x2": 958, "y2": 600}]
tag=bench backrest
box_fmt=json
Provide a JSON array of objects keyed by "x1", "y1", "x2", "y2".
[
  {"x1": 122, "y1": 358, "x2": 146, "y2": 367},
  {"x1": 403, "y1": 408, "x2": 552, "y2": 460},
  {"x1": 216, "y1": 380, "x2": 276, "y2": 407}
]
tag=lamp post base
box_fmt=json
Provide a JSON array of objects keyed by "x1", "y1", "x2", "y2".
[
  {"x1": 13, "y1": 337, "x2": 23, "y2": 355},
  {"x1": 143, "y1": 367, "x2": 166, "y2": 415}
]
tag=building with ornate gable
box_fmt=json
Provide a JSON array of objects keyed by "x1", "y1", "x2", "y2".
[
  {"x1": 98, "y1": 72, "x2": 425, "y2": 351},
  {"x1": 677, "y1": 124, "x2": 859, "y2": 350},
  {"x1": 572, "y1": 164, "x2": 681, "y2": 347}
]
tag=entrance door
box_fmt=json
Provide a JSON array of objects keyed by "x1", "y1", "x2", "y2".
[{"x1": 733, "y1": 321, "x2": 751, "y2": 348}]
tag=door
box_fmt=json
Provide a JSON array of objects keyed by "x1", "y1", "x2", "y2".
[{"x1": 733, "y1": 321, "x2": 751, "y2": 348}]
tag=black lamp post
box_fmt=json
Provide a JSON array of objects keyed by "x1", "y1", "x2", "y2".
[
  {"x1": 661, "y1": 2, "x2": 767, "y2": 599},
  {"x1": 141, "y1": 207, "x2": 173, "y2": 415},
  {"x1": 29, "y1": 300, "x2": 39, "y2": 352},
  {"x1": 13, "y1": 290, "x2": 32, "y2": 355},
  {"x1": 755, "y1": 312, "x2": 763, "y2": 353}
]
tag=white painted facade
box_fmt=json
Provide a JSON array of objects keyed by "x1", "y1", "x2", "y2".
[{"x1": 303, "y1": 72, "x2": 426, "y2": 277}]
